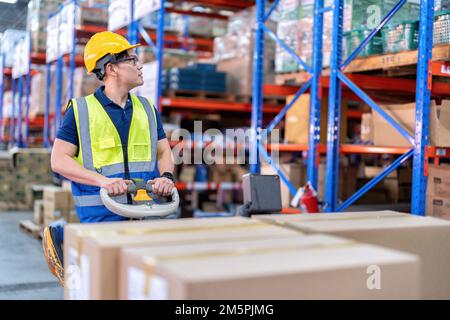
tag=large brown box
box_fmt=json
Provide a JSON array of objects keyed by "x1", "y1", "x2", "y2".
[
  {"x1": 255, "y1": 210, "x2": 450, "y2": 299},
  {"x1": 372, "y1": 100, "x2": 450, "y2": 147},
  {"x1": 426, "y1": 196, "x2": 450, "y2": 221},
  {"x1": 64, "y1": 217, "x2": 301, "y2": 300},
  {"x1": 318, "y1": 163, "x2": 358, "y2": 201},
  {"x1": 119, "y1": 234, "x2": 419, "y2": 300},
  {"x1": 284, "y1": 94, "x2": 348, "y2": 145},
  {"x1": 427, "y1": 164, "x2": 450, "y2": 198}
]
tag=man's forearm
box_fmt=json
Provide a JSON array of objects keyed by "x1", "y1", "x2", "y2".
[
  {"x1": 158, "y1": 148, "x2": 174, "y2": 175},
  {"x1": 51, "y1": 153, "x2": 106, "y2": 187}
]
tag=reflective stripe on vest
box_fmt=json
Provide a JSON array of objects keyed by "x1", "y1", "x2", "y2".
[{"x1": 72, "y1": 94, "x2": 158, "y2": 208}]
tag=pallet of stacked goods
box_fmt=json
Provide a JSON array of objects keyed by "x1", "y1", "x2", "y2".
[
  {"x1": 214, "y1": 5, "x2": 277, "y2": 96},
  {"x1": 0, "y1": 149, "x2": 53, "y2": 210}
]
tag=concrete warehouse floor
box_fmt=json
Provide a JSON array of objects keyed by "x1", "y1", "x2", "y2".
[
  {"x1": 0, "y1": 203, "x2": 410, "y2": 300},
  {"x1": 0, "y1": 212, "x2": 63, "y2": 300}
]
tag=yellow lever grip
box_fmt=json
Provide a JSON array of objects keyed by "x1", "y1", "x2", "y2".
[{"x1": 134, "y1": 189, "x2": 153, "y2": 202}]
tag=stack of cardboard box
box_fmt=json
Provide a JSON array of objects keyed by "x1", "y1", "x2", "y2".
[
  {"x1": 64, "y1": 216, "x2": 421, "y2": 300},
  {"x1": 43, "y1": 186, "x2": 78, "y2": 226},
  {"x1": 426, "y1": 164, "x2": 450, "y2": 221},
  {"x1": 284, "y1": 93, "x2": 348, "y2": 145},
  {"x1": 0, "y1": 149, "x2": 53, "y2": 210}
]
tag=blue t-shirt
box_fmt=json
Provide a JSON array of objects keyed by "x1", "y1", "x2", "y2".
[{"x1": 56, "y1": 86, "x2": 166, "y2": 147}]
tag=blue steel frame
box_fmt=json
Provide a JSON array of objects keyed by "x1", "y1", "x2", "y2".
[
  {"x1": 251, "y1": 0, "x2": 326, "y2": 197},
  {"x1": 9, "y1": 32, "x2": 32, "y2": 148},
  {"x1": 0, "y1": 53, "x2": 4, "y2": 144},
  {"x1": 325, "y1": 0, "x2": 434, "y2": 215},
  {"x1": 44, "y1": 9, "x2": 62, "y2": 148},
  {"x1": 411, "y1": 0, "x2": 435, "y2": 215},
  {"x1": 45, "y1": 0, "x2": 80, "y2": 148},
  {"x1": 127, "y1": 0, "x2": 166, "y2": 110}
]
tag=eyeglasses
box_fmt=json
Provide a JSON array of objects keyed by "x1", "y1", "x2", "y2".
[{"x1": 115, "y1": 56, "x2": 140, "y2": 67}]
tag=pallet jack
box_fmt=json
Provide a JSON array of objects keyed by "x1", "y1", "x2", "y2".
[{"x1": 42, "y1": 180, "x2": 180, "y2": 286}]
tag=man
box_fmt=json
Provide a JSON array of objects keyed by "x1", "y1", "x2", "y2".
[{"x1": 42, "y1": 31, "x2": 175, "y2": 285}]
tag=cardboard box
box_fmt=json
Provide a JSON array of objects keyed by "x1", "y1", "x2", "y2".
[
  {"x1": 255, "y1": 210, "x2": 450, "y2": 299},
  {"x1": 373, "y1": 100, "x2": 450, "y2": 147},
  {"x1": 429, "y1": 99, "x2": 450, "y2": 147},
  {"x1": 284, "y1": 94, "x2": 348, "y2": 145},
  {"x1": 372, "y1": 103, "x2": 415, "y2": 147},
  {"x1": 64, "y1": 217, "x2": 301, "y2": 300},
  {"x1": 360, "y1": 113, "x2": 374, "y2": 143},
  {"x1": 261, "y1": 162, "x2": 306, "y2": 207},
  {"x1": 119, "y1": 234, "x2": 419, "y2": 300},
  {"x1": 43, "y1": 186, "x2": 73, "y2": 210},
  {"x1": 427, "y1": 164, "x2": 450, "y2": 198},
  {"x1": 426, "y1": 196, "x2": 450, "y2": 221},
  {"x1": 318, "y1": 163, "x2": 358, "y2": 201},
  {"x1": 33, "y1": 200, "x2": 44, "y2": 225}
]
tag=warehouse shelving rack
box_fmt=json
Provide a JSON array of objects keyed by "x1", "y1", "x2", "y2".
[
  {"x1": 252, "y1": 0, "x2": 450, "y2": 215},
  {"x1": 324, "y1": 0, "x2": 438, "y2": 215},
  {"x1": 250, "y1": 0, "x2": 327, "y2": 198},
  {"x1": 0, "y1": 33, "x2": 44, "y2": 148},
  {"x1": 0, "y1": 54, "x2": 6, "y2": 145}
]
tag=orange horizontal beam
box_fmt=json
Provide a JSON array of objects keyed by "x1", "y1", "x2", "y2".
[
  {"x1": 267, "y1": 144, "x2": 412, "y2": 155},
  {"x1": 31, "y1": 52, "x2": 47, "y2": 65},
  {"x1": 430, "y1": 61, "x2": 450, "y2": 77},
  {"x1": 281, "y1": 208, "x2": 302, "y2": 214},
  {"x1": 339, "y1": 144, "x2": 411, "y2": 155},
  {"x1": 161, "y1": 97, "x2": 283, "y2": 113},
  {"x1": 3, "y1": 67, "x2": 12, "y2": 76}
]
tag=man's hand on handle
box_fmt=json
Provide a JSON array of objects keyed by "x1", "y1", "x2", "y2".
[
  {"x1": 100, "y1": 178, "x2": 132, "y2": 196},
  {"x1": 149, "y1": 177, "x2": 175, "y2": 197}
]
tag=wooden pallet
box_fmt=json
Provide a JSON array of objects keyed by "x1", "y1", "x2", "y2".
[
  {"x1": 165, "y1": 89, "x2": 236, "y2": 101},
  {"x1": 19, "y1": 220, "x2": 43, "y2": 239},
  {"x1": 275, "y1": 44, "x2": 450, "y2": 85}
]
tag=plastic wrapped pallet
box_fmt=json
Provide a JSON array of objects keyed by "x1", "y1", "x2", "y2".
[
  {"x1": 434, "y1": 12, "x2": 450, "y2": 45},
  {"x1": 214, "y1": 5, "x2": 276, "y2": 96},
  {"x1": 1, "y1": 30, "x2": 27, "y2": 67}
]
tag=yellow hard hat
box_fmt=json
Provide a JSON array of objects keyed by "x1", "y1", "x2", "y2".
[{"x1": 84, "y1": 31, "x2": 140, "y2": 73}]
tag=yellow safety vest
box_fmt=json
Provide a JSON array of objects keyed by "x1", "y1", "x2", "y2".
[{"x1": 70, "y1": 94, "x2": 158, "y2": 210}]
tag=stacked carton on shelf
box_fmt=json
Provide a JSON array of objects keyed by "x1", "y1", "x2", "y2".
[
  {"x1": 214, "y1": 6, "x2": 276, "y2": 95},
  {"x1": 426, "y1": 164, "x2": 450, "y2": 221},
  {"x1": 43, "y1": 186, "x2": 77, "y2": 226}
]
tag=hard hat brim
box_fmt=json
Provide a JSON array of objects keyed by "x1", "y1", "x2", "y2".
[{"x1": 86, "y1": 43, "x2": 141, "y2": 74}]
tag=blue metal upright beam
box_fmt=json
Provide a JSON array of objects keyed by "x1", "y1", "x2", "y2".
[
  {"x1": 16, "y1": 76, "x2": 24, "y2": 147},
  {"x1": 54, "y1": 56, "x2": 63, "y2": 138},
  {"x1": 411, "y1": 0, "x2": 435, "y2": 216},
  {"x1": 128, "y1": 0, "x2": 140, "y2": 45},
  {"x1": 325, "y1": 0, "x2": 345, "y2": 212},
  {"x1": 250, "y1": 0, "x2": 266, "y2": 174},
  {"x1": 0, "y1": 54, "x2": 4, "y2": 144},
  {"x1": 69, "y1": 0, "x2": 77, "y2": 99},
  {"x1": 44, "y1": 63, "x2": 52, "y2": 148},
  {"x1": 10, "y1": 78, "x2": 17, "y2": 147},
  {"x1": 307, "y1": 0, "x2": 325, "y2": 191},
  {"x1": 156, "y1": 0, "x2": 166, "y2": 111}
]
